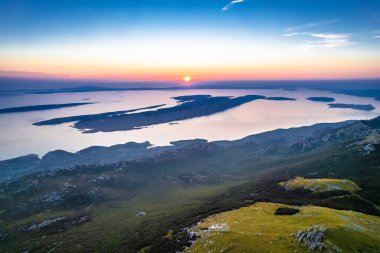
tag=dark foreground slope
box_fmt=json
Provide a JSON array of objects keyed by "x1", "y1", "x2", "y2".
[{"x1": 0, "y1": 117, "x2": 379, "y2": 252}]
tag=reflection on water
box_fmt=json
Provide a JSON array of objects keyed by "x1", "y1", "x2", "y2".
[{"x1": 0, "y1": 89, "x2": 379, "y2": 160}]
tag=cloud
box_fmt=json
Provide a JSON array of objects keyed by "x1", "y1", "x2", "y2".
[
  {"x1": 372, "y1": 30, "x2": 380, "y2": 39},
  {"x1": 295, "y1": 33, "x2": 351, "y2": 50},
  {"x1": 283, "y1": 20, "x2": 351, "y2": 49},
  {"x1": 222, "y1": 0, "x2": 245, "y2": 11},
  {"x1": 284, "y1": 32, "x2": 300, "y2": 37},
  {"x1": 309, "y1": 33, "x2": 348, "y2": 39},
  {"x1": 285, "y1": 19, "x2": 340, "y2": 32}
]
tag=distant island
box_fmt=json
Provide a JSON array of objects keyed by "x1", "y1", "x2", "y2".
[
  {"x1": 307, "y1": 97, "x2": 335, "y2": 102},
  {"x1": 0, "y1": 102, "x2": 94, "y2": 114},
  {"x1": 333, "y1": 89, "x2": 380, "y2": 101},
  {"x1": 27, "y1": 86, "x2": 150, "y2": 94},
  {"x1": 266, "y1": 97, "x2": 296, "y2": 101},
  {"x1": 34, "y1": 95, "x2": 296, "y2": 133},
  {"x1": 328, "y1": 103, "x2": 375, "y2": 111},
  {"x1": 33, "y1": 104, "x2": 166, "y2": 125}
]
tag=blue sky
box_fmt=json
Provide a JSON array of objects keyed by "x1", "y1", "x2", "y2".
[{"x1": 0, "y1": 0, "x2": 379, "y2": 81}]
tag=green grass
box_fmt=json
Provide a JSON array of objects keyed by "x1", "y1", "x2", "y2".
[
  {"x1": 186, "y1": 202, "x2": 380, "y2": 253},
  {"x1": 279, "y1": 177, "x2": 361, "y2": 193}
]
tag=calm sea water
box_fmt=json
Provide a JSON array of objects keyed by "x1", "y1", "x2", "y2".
[{"x1": 0, "y1": 89, "x2": 379, "y2": 160}]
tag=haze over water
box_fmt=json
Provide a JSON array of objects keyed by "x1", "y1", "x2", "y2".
[{"x1": 0, "y1": 88, "x2": 379, "y2": 160}]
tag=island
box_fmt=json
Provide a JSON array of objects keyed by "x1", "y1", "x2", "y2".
[
  {"x1": 328, "y1": 103, "x2": 375, "y2": 111},
  {"x1": 307, "y1": 97, "x2": 335, "y2": 102},
  {"x1": 34, "y1": 95, "x2": 296, "y2": 133},
  {"x1": 333, "y1": 89, "x2": 380, "y2": 101},
  {"x1": 266, "y1": 97, "x2": 296, "y2": 101},
  {"x1": 0, "y1": 102, "x2": 94, "y2": 114},
  {"x1": 33, "y1": 104, "x2": 166, "y2": 125}
]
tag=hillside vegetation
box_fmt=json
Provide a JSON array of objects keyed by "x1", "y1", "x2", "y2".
[
  {"x1": 186, "y1": 202, "x2": 380, "y2": 253},
  {"x1": 279, "y1": 177, "x2": 361, "y2": 193}
]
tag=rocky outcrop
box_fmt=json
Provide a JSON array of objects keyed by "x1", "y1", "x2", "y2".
[
  {"x1": 143, "y1": 142, "x2": 221, "y2": 163},
  {"x1": 91, "y1": 174, "x2": 119, "y2": 186},
  {"x1": 21, "y1": 213, "x2": 91, "y2": 233},
  {"x1": 291, "y1": 225, "x2": 326, "y2": 251},
  {"x1": 362, "y1": 143, "x2": 375, "y2": 155},
  {"x1": 24, "y1": 217, "x2": 66, "y2": 231},
  {"x1": 136, "y1": 211, "x2": 146, "y2": 217},
  {"x1": 291, "y1": 120, "x2": 380, "y2": 153},
  {"x1": 33, "y1": 191, "x2": 63, "y2": 204}
]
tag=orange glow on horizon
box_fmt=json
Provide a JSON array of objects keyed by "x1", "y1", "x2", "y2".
[
  {"x1": 1, "y1": 34, "x2": 380, "y2": 83},
  {"x1": 1, "y1": 33, "x2": 380, "y2": 83},
  {"x1": 1, "y1": 67, "x2": 380, "y2": 83},
  {"x1": 1, "y1": 53, "x2": 380, "y2": 82}
]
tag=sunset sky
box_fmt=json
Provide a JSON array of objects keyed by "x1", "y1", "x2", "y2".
[{"x1": 0, "y1": 0, "x2": 380, "y2": 82}]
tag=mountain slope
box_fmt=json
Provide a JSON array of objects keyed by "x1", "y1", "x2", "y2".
[{"x1": 0, "y1": 117, "x2": 379, "y2": 252}]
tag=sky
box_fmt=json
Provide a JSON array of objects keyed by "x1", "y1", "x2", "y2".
[{"x1": 0, "y1": 0, "x2": 380, "y2": 82}]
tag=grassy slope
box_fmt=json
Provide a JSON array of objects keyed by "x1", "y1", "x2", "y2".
[
  {"x1": 279, "y1": 177, "x2": 361, "y2": 193},
  {"x1": 186, "y1": 202, "x2": 380, "y2": 253}
]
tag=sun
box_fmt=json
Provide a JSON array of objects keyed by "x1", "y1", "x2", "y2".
[{"x1": 183, "y1": 75, "x2": 191, "y2": 83}]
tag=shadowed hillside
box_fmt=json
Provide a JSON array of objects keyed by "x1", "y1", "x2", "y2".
[{"x1": 0, "y1": 117, "x2": 379, "y2": 252}]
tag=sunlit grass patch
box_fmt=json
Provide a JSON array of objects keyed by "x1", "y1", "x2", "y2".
[
  {"x1": 279, "y1": 177, "x2": 360, "y2": 193},
  {"x1": 186, "y1": 202, "x2": 380, "y2": 253}
]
